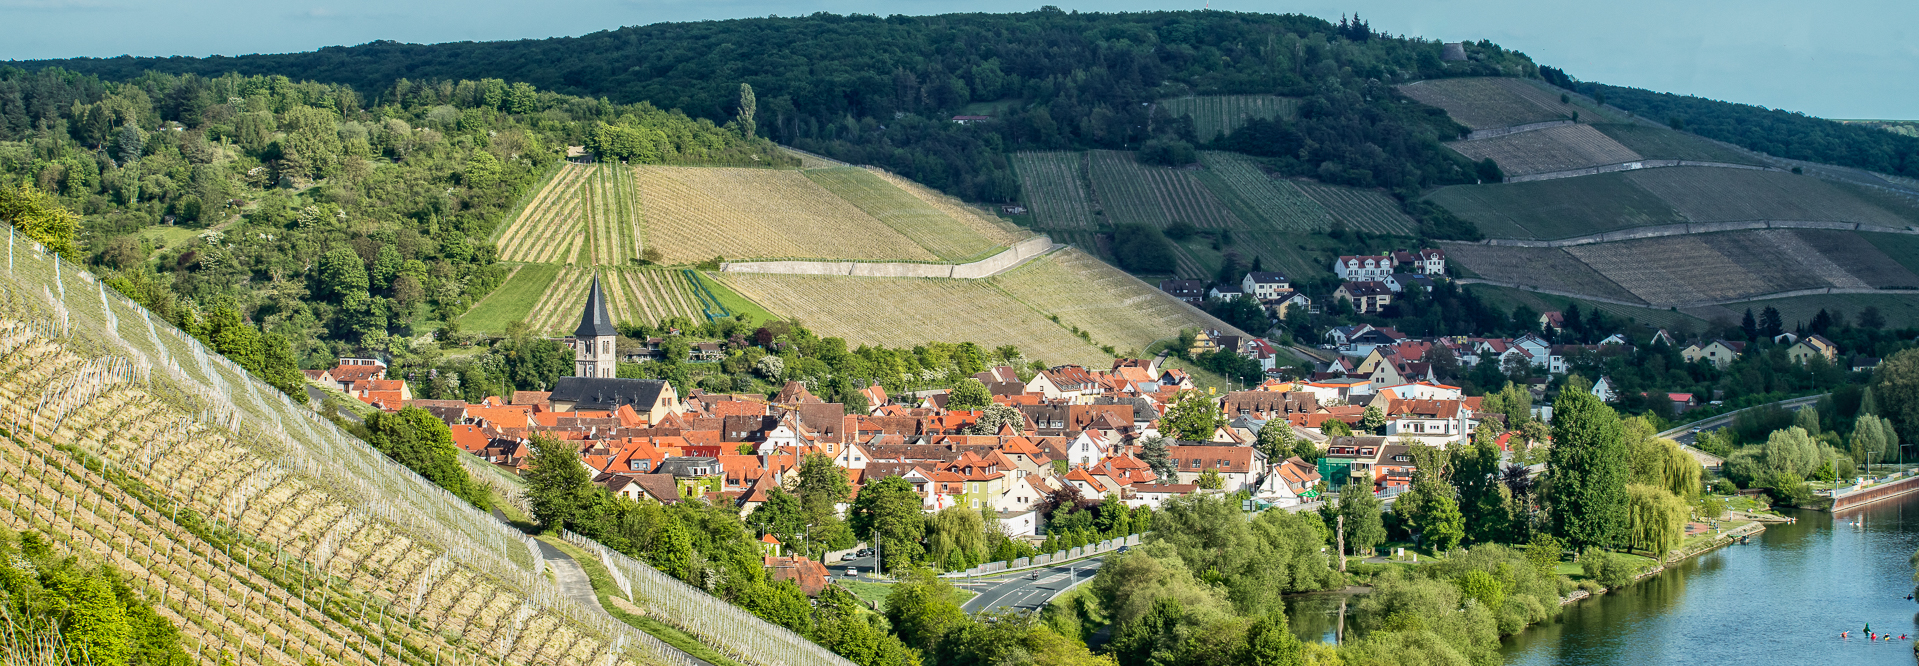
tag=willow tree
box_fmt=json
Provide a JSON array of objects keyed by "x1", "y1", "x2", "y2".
[{"x1": 1624, "y1": 484, "x2": 1688, "y2": 560}]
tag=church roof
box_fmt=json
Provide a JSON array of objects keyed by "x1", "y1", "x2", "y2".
[{"x1": 576, "y1": 274, "x2": 617, "y2": 338}]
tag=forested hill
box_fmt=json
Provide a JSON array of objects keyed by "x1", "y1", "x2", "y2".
[
  {"x1": 9, "y1": 10, "x2": 1538, "y2": 201},
  {"x1": 1558, "y1": 78, "x2": 1919, "y2": 180}
]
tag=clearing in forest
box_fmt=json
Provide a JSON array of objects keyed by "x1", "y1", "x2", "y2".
[
  {"x1": 1157, "y1": 95, "x2": 1300, "y2": 142},
  {"x1": 1086, "y1": 150, "x2": 1244, "y2": 229},
  {"x1": 803, "y1": 167, "x2": 1015, "y2": 261},
  {"x1": 1011, "y1": 152, "x2": 1099, "y2": 230},
  {"x1": 1447, "y1": 124, "x2": 1642, "y2": 177}
]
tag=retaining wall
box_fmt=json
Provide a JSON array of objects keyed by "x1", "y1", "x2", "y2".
[
  {"x1": 1466, "y1": 120, "x2": 1573, "y2": 140},
  {"x1": 721, "y1": 235, "x2": 1055, "y2": 279},
  {"x1": 1830, "y1": 473, "x2": 1919, "y2": 512},
  {"x1": 1503, "y1": 159, "x2": 1783, "y2": 183},
  {"x1": 1455, "y1": 220, "x2": 1919, "y2": 248}
]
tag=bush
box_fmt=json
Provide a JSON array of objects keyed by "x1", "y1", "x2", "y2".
[
  {"x1": 1138, "y1": 138, "x2": 1197, "y2": 166},
  {"x1": 1111, "y1": 224, "x2": 1177, "y2": 274},
  {"x1": 1579, "y1": 548, "x2": 1638, "y2": 589}
]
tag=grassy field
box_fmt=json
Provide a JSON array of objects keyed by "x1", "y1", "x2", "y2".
[
  {"x1": 497, "y1": 163, "x2": 590, "y2": 262},
  {"x1": 461, "y1": 263, "x2": 562, "y2": 331},
  {"x1": 634, "y1": 165, "x2": 937, "y2": 264},
  {"x1": 1593, "y1": 124, "x2": 1769, "y2": 166},
  {"x1": 691, "y1": 270, "x2": 778, "y2": 324},
  {"x1": 1624, "y1": 167, "x2": 1919, "y2": 227},
  {"x1": 1011, "y1": 152, "x2": 1099, "y2": 230},
  {"x1": 1396, "y1": 77, "x2": 1573, "y2": 130},
  {"x1": 1087, "y1": 150, "x2": 1245, "y2": 229},
  {"x1": 1447, "y1": 124, "x2": 1642, "y2": 177},
  {"x1": 1445, "y1": 244, "x2": 1645, "y2": 304},
  {"x1": 1291, "y1": 180, "x2": 1418, "y2": 235},
  {"x1": 1425, "y1": 171, "x2": 1687, "y2": 239},
  {"x1": 1157, "y1": 95, "x2": 1301, "y2": 142},
  {"x1": 1194, "y1": 151, "x2": 1334, "y2": 232},
  {"x1": 802, "y1": 167, "x2": 1014, "y2": 261}
]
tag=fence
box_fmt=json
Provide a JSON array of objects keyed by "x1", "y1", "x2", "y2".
[
  {"x1": 563, "y1": 530, "x2": 856, "y2": 666},
  {"x1": 940, "y1": 533, "x2": 1143, "y2": 578},
  {"x1": 0, "y1": 229, "x2": 700, "y2": 666}
]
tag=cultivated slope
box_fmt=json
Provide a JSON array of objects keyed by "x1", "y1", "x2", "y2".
[{"x1": 0, "y1": 238, "x2": 715, "y2": 666}]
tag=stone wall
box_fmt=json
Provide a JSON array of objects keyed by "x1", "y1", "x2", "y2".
[
  {"x1": 721, "y1": 235, "x2": 1056, "y2": 279},
  {"x1": 1504, "y1": 159, "x2": 1784, "y2": 184}
]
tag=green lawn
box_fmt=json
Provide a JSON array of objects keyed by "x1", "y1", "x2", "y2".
[
  {"x1": 692, "y1": 270, "x2": 779, "y2": 325},
  {"x1": 461, "y1": 263, "x2": 561, "y2": 332}
]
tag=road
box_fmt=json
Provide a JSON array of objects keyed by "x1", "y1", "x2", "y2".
[
  {"x1": 1659, "y1": 394, "x2": 1824, "y2": 469},
  {"x1": 958, "y1": 557, "x2": 1107, "y2": 613}
]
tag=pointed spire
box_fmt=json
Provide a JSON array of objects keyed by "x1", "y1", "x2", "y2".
[{"x1": 576, "y1": 273, "x2": 617, "y2": 339}]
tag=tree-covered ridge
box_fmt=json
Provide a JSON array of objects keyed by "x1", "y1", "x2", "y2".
[
  {"x1": 0, "y1": 67, "x2": 783, "y2": 362},
  {"x1": 1557, "y1": 78, "x2": 1919, "y2": 180},
  {"x1": 7, "y1": 10, "x2": 1536, "y2": 201}
]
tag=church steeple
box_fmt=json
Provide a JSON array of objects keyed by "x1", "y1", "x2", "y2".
[
  {"x1": 576, "y1": 274, "x2": 617, "y2": 339},
  {"x1": 574, "y1": 273, "x2": 617, "y2": 377}
]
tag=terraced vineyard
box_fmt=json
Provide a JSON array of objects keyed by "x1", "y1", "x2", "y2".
[
  {"x1": 0, "y1": 245, "x2": 690, "y2": 666},
  {"x1": 1446, "y1": 124, "x2": 1642, "y2": 177},
  {"x1": 1156, "y1": 95, "x2": 1300, "y2": 142},
  {"x1": 1624, "y1": 167, "x2": 1919, "y2": 227},
  {"x1": 990, "y1": 248, "x2": 1250, "y2": 348},
  {"x1": 1194, "y1": 152, "x2": 1334, "y2": 232},
  {"x1": 517, "y1": 266, "x2": 708, "y2": 333},
  {"x1": 802, "y1": 167, "x2": 1013, "y2": 261},
  {"x1": 1444, "y1": 244, "x2": 1645, "y2": 304},
  {"x1": 1565, "y1": 232, "x2": 1860, "y2": 305},
  {"x1": 497, "y1": 163, "x2": 590, "y2": 263},
  {"x1": 1291, "y1": 180, "x2": 1418, "y2": 234},
  {"x1": 1396, "y1": 78, "x2": 1573, "y2": 130},
  {"x1": 1010, "y1": 152, "x2": 1098, "y2": 230},
  {"x1": 634, "y1": 166, "x2": 935, "y2": 264},
  {"x1": 462, "y1": 264, "x2": 563, "y2": 332},
  {"x1": 1424, "y1": 172, "x2": 1688, "y2": 239},
  {"x1": 1592, "y1": 124, "x2": 1769, "y2": 166},
  {"x1": 865, "y1": 169, "x2": 1025, "y2": 244},
  {"x1": 1086, "y1": 150, "x2": 1244, "y2": 229}
]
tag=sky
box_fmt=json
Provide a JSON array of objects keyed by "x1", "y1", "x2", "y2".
[{"x1": 3, "y1": 0, "x2": 1914, "y2": 119}]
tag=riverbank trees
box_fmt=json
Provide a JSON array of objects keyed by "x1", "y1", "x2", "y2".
[{"x1": 1546, "y1": 391, "x2": 1630, "y2": 550}]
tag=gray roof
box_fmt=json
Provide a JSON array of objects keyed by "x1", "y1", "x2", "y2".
[
  {"x1": 550, "y1": 377, "x2": 669, "y2": 412},
  {"x1": 576, "y1": 274, "x2": 618, "y2": 338}
]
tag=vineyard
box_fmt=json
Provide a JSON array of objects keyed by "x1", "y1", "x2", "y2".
[
  {"x1": 584, "y1": 163, "x2": 643, "y2": 266},
  {"x1": 1446, "y1": 124, "x2": 1643, "y2": 177},
  {"x1": 1592, "y1": 124, "x2": 1769, "y2": 166},
  {"x1": 1010, "y1": 152, "x2": 1098, "y2": 230},
  {"x1": 1856, "y1": 232, "x2": 1919, "y2": 278},
  {"x1": 513, "y1": 266, "x2": 711, "y2": 334},
  {"x1": 1565, "y1": 232, "x2": 1866, "y2": 305},
  {"x1": 1290, "y1": 180, "x2": 1419, "y2": 235},
  {"x1": 1443, "y1": 244, "x2": 1645, "y2": 304},
  {"x1": 989, "y1": 248, "x2": 1249, "y2": 352},
  {"x1": 1465, "y1": 283, "x2": 1706, "y2": 331},
  {"x1": 1424, "y1": 172, "x2": 1688, "y2": 239},
  {"x1": 1396, "y1": 78, "x2": 1572, "y2": 130},
  {"x1": 1156, "y1": 95, "x2": 1300, "y2": 142},
  {"x1": 1624, "y1": 167, "x2": 1919, "y2": 227},
  {"x1": 865, "y1": 169, "x2": 1026, "y2": 241},
  {"x1": 496, "y1": 163, "x2": 590, "y2": 263},
  {"x1": 632, "y1": 166, "x2": 936, "y2": 264},
  {"x1": 1086, "y1": 150, "x2": 1244, "y2": 229},
  {"x1": 717, "y1": 271, "x2": 1115, "y2": 367},
  {"x1": 801, "y1": 168, "x2": 1013, "y2": 261},
  {"x1": 1194, "y1": 152, "x2": 1334, "y2": 232},
  {"x1": 0, "y1": 241, "x2": 698, "y2": 666},
  {"x1": 461, "y1": 264, "x2": 563, "y2": 332}
]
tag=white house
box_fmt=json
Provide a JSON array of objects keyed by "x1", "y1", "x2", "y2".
[
  {"x1": 1390, "y1": 248, "x2": 1446, "y2": 275},
  {"x1": 1380, "y1": 398, "x2": 1476, "y2": 445},
  {"x1": 998, "y1": 474, "x2": 1051, "y2": 513},
  {"x1": 1333, "y1": 255, "x2": 1393, "y2": 281},
  {"x1": 1241, "y1": 272, "x2": 1291, "y2": 300},
  {"x1": 1373, "y1": 381, "x2": 1464, "y2": 402},
  {"x1": 1166, "y1": 446, "x2": 1263, "y2": 492},
  {"x1": 1591, "y1": 377, "x2": 1619, "y2": 403},
  {"x1": 1208, "y1": 285, "x2": 1246, "y2": 301}
]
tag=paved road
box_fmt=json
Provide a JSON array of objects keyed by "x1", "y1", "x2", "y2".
[
  {"x1": 958, "y1": 558, "x2": 1106, "y2": 613},
  {"x1": 1664, "y1": 394, "x2": 1822, "y2": 446}
]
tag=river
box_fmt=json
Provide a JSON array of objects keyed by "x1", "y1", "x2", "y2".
[{"x1": 1285, "y1": 491, "x2": 1919, "y2": 663}]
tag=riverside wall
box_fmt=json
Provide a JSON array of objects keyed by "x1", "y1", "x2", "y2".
[
  {"x1": 720, "y1": 235, "x2": 1055, "y2": 279},
  {"x1": 1829, "y1": 473, "x2": 1919, "y2": 512}
]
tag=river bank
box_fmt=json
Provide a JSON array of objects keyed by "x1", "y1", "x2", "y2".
[{"x1": 1501, "y1": 492, "x2": 1919, "y2": 665}]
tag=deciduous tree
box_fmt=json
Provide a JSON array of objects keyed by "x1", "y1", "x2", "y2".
[{"x1": 1546, "y1": 391, "x2": 1629, "y2": 550}]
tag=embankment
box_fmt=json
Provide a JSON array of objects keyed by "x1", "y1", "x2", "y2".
[{"x1": 1829, "y1": 473, "x2": 1919, "y2": 512}]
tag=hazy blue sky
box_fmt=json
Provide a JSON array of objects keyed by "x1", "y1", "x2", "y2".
[{"x1": 4, "y1": 0, "x2": 1913, "y2": 119}]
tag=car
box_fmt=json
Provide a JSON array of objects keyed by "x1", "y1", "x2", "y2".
[
  {"x1": 856, "y1": 548, "x2": 874, "y2": 557},
  {"x1": 841, "y1": 553, "x2": 859, "y2": 561}
]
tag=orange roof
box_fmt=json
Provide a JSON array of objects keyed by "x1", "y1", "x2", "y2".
[
  {"x1": 761, "y1": 534, "x2": 782, "y2": 544},
  {"x1": 362, "y1": 379, "x2": 406, "y2": 392},
  {"x1": 469, "y1": 405, "x2": 533, "y2": 428},
  {"x1": 1064, "y1": 468, "x2": 1108, "y2": 493},
  {"x1": 358, "y1": 391, "x2": 405, "y2": 411},
  {"x1": 449, "y1": 424, "x2": 490, "y2": 455}
]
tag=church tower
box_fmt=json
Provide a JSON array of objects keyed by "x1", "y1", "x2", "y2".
[{"x1": 574, "y1": 274, "x2": 617, "y2": 378}]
